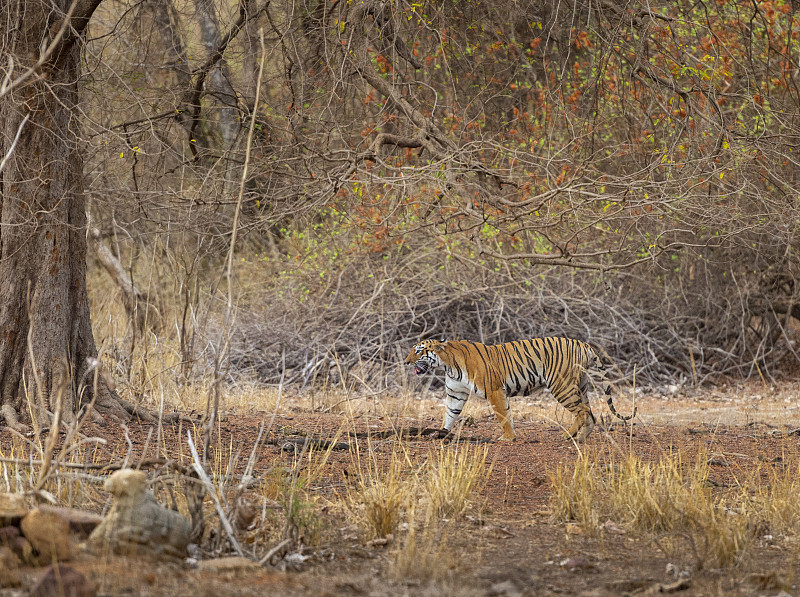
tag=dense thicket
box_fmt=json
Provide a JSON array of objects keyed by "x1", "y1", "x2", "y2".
[{"x1": 6, "y1": 0, "x2": 800, "y2": 412}]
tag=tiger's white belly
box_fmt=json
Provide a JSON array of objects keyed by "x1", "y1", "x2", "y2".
[
  {"x1": 503, "y1": 372, "x2": 545, "y2": 397},
  {"x1": 445, "y1": 375, "x2": 484, "y2": 399}
]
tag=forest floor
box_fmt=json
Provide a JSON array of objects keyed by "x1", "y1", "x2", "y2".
[{"x1": 2, "y1": 383, "x2": 800, "y2": 597}]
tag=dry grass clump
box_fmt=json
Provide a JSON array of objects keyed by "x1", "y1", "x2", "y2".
[
  {"x1": 549, "y1": 450, "x2": 752, "y2": 569},
  {"x1": 266, "y1": 438, "x2": 341, "y2": 546},
  {"x1": 342, "y1": 441, "x2": 490, "y2": 583},
  {"x1": 344, "y1": 442, "x2": 491, "y2": 539},
  {"x1": 424, "y1": 444, "x2": 490, "y2": 519},
  {"x1": 751, "y1": 459, "x2": 800, "y2": 539},
  {"x1": 345, "y1": 451, "x2": 415, "y2": 540},
  {"x1": 392, "y1": 445, "x2": 489, "y2": 584},
  {"x1": 0, "y1": 431, "x2": 109, "y2": 509},
  {"x1": 392, "y1": 498, "x2": 458, "y2": 583},
  {"x1": 606, "y1": 453, "x2": 715, "y2": 534},
  {"x1": 548, "y1": 449, "x2": 600, "y2": 530}
]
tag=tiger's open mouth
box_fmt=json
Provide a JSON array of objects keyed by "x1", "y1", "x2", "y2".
[{"x1": 414, "y1": 362, "x2": 429, "y2": 375}]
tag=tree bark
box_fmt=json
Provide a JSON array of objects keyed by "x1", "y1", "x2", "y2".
[
  {"x1": 0, "y1": 0, "x2": 135, "y2": 431},
  {"x1": 194, "y1": 0, "x2": 240, "y2": 148}
]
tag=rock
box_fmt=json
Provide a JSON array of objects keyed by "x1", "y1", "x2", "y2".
[
  {"x1": 12, "y1": 535, "x2": 34, "y2": 565},
  {"x1": 0, "y1": 525, "x2": 34, "y2": 565},
  {"x1": 231, "y1": 494, "x2": 257, "y2": 531},
  {"x1": 487, "y1": 580, "x2": 522, "y2": 597},
  {"x1": 38, "y1": 505, "x2": 103, "y2": 537},
  {"x1": 87, "y1": 469, "x2": 191, "y2": 558},
  {"x1": 196, "y1": 556, "x2": 261, "y2": 574},
  {"x1": 559, "y1": 557, "x2": 594, "y2": 572},
  {"x1": 605, "y1": 579, "x2": 657, "y2": 593},
  {"x1": 565, "y1": 523, "x2": 583, "y2": 535},
  {"x1": 480, "y1": 524, "x2": 515, "y2": 537},
  {"x1": 365, "y1": 535, "x2": 391, "y2": 548},
  {"x1": 30, "y1": 564, "x2": 96, "y2": 597},
  {"x1": 0, "y1": 493, "x2": 27, "y2": 525},
  {"x1": 615, "y1": 578, "x2": 691, "y2": 595},
  {"x1": 743, "y1": 571, "x2": 789, "y2": 591},
  {"x1": 602, "y1": 520, "x2": 626, "y2": 535},
  {"x1": 20, "y1": 508, "x2": 73, "y2": 564},
  {"x1": 280, "y1": 551, "x2": 310, "y2": 571},
  {"x1": 0, "y1": 525, "x2": 17, "y2": 541},
  {"x1": 0, "y1": 546, "x2": 21, "y2": 588},
  {"x1": 106, "y1": 468, "x2": 147, "y2": 497},
  {"x1": 651, "y1": 578, "x2": 691, "y2": 594}
]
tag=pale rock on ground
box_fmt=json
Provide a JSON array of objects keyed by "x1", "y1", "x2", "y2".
[
  {"x1": 0, "y1": 545, "x2": 22, "y2": 588},
  {"x1": 0, "y1": 493, "x2": 27, "y2": 525},
  {"x1": 196, "y1": 556, "x2": 263, "y2": 574},
  {"x1": 0, "y1": 524, "x2": 34, "y2": 565},
  {"x1": 20, "y1": 508, "x2": 74, "y2": 564},
  {"x1": 87, "y1": 468, "x2": 191, "y2": 558},
  {"x1": 38, "y1": 505, "x2": 102, "y2": 537}
]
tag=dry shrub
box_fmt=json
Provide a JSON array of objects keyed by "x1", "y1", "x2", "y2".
[
  {"x1": 345, "y1": 440, "x2": 491, "y2": 540},
  {"x1": 607, "y1": 453, "x2": 712, "y2": 534},
  {"x1": 0, "y1": 434, "x2": 109, "y2": 510},
  {"x1": 548, "y1": 449, "x2": 600, "y2": 529},
  {"x1": 393, "y1": 444, "x2": 488, "y2": 584},
  {"x1": 253, "y1": 439, "x2": 341, "y2": 547}
]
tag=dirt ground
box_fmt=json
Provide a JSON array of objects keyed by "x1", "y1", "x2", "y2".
[{"x1": 2, "y1": 384, "x2": 800, "y2": 597}]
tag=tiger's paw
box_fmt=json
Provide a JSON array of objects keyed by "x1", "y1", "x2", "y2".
[
  {"x1": 497, "y1": 434, "x2": 516, "y2": 442},
  {"x1": 563, "y1": 429, "x2": 591, "y2": 443}
]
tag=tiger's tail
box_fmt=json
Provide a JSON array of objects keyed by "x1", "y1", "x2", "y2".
[{"x1": 590, "y1": 347, "x2": 637, "y2": 422}]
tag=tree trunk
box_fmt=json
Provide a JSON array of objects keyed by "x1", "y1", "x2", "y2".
[
  {"x1": 194, "y1": 0, "x2": 240, "y2": 148},
  {"x1": 0, "y1": 0, "x2": 137, "y2": 431}
]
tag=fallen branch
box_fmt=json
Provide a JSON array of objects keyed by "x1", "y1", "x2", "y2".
[{"x1": 267, "y1": 436, "x2": 351, "y2": 451}]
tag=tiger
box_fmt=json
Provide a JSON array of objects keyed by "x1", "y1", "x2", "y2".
[{"x1": 405, "y1": 337, "x2": 636, "y2": 442}]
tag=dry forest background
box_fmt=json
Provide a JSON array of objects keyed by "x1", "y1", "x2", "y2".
[
  {"x1": 5, "y1": 0, "x2": 800, "y2": 411},
  {"x1": 4, "y1": 3, "x2": 800, "y2": 594}
]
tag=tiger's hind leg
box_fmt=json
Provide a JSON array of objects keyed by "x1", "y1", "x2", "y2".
[
  {"x1": 555, "y1": 385, "x2": 596, "y2": 443},
  {"x1": 487, "y1": 389, "x2": 515, "y2": 441}
]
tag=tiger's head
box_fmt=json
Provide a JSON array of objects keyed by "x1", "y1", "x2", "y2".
[{"x1": 405, "y1": 339, "x2": 447, "y2": 375}]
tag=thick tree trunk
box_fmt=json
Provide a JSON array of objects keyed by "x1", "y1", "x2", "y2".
[{"x1": 0, "y1": 0, "x2": 135, "y2": 431}]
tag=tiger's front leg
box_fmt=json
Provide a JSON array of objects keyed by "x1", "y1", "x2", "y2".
[
  {"x1": 443, "y1": 390, "x2": 469, "y2": 433},
  {"x1": 487, "y1": 389, "x2": 515, "y2": 441}
]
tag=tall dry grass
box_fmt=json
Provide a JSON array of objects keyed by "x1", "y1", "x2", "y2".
[
  {"x1": 342, "y1": 439, "x2": 490, "y2": 581},
  {"x1": 423, "y1": 444, "x2": 491, "y2": 520},
  {"x1": 750, "y1": 459, "x2": 800, "y2": 539},
  {"x1": 345, "y1": 449, "x2": 414, "y2": 540},
  {"x1": 549, "y1": 449, "x2": 760, "y2": 569}
]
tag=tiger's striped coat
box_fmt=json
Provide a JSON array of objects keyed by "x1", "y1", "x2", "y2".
[{"x1": 405, "y1": 337, "x2": 636, "y2": 442}]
